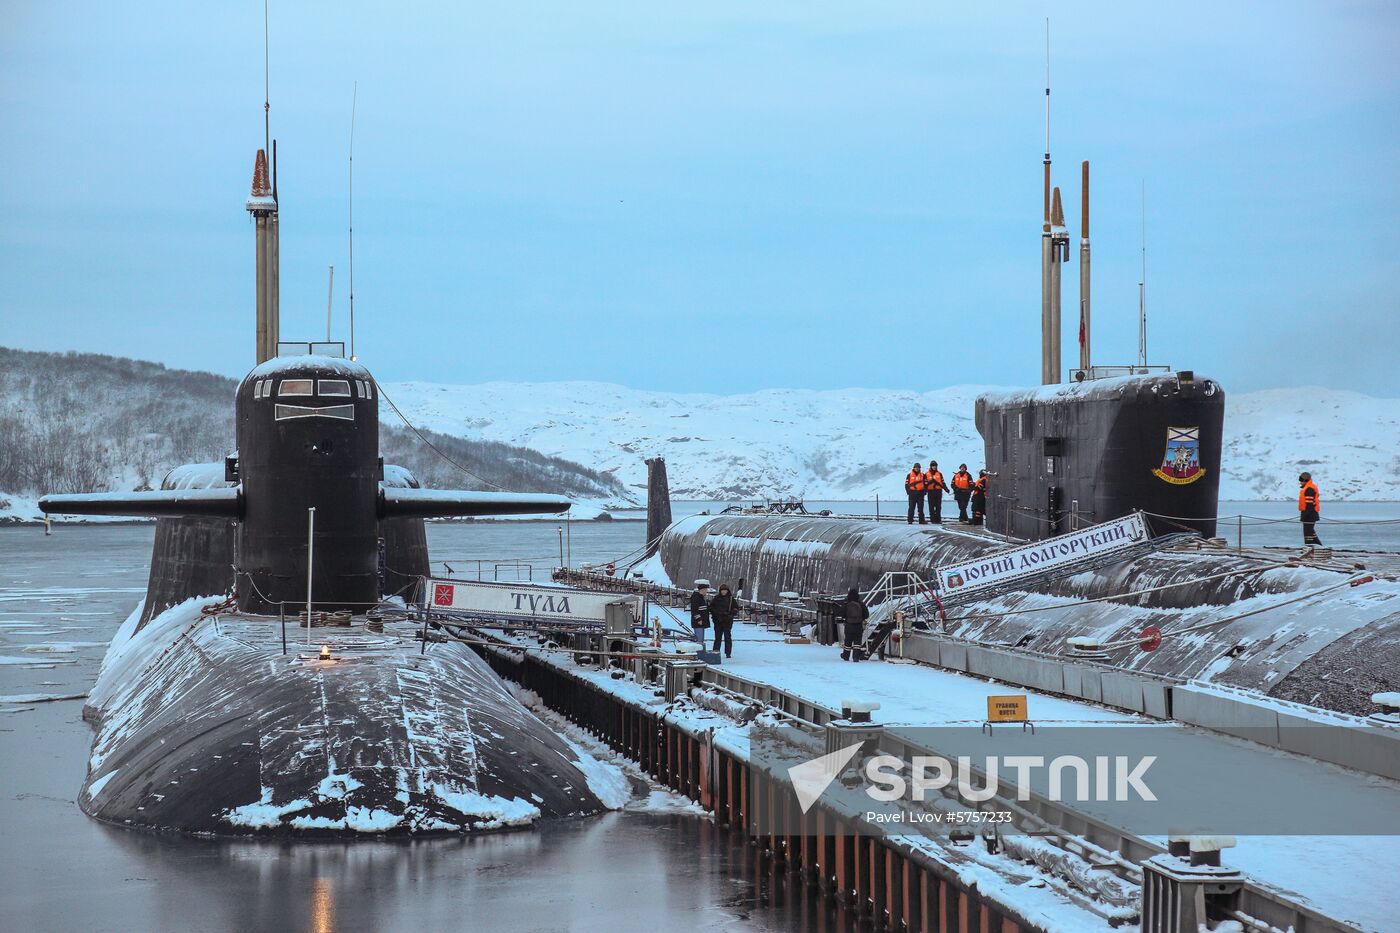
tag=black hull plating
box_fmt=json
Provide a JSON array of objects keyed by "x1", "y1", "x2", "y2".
[
  {"x1": 975, "y1": 374, "x2": 1224, "y2": 541},
  {"x1": 81, "y1": 605, "x2": 605, "y2": 835},
  {"x1": 141, "y1": 515, "x2": 237, "y2": 625}
]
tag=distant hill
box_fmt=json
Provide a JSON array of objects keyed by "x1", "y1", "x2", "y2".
[
  {"x1": 383, "y1": 379, "x2": 1400, "y2": 502},
  {"x1": 4, "y1": 347, "x2": 1395, "y2": 512},
  {"x1": 0, "y1": 347, "x2": 633, "y2": 506}
]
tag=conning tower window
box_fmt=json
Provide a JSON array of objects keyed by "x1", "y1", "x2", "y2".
[
  {"x1": 318, "y1": 379, "x2": 352, "y2": 397},
  {"x1": 275, "y1": 404, "x2": 355, "y2": 422},
  {"x1": 279, "y1": 379, "x2": 313, "y2": 397}
]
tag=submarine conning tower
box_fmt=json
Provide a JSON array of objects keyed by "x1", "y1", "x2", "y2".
[
  {"x1": 234, "y1": 354, "x2": 381, "y2": 613},
  {"x1": 975, "y1": 370, "x2": 1224, "y2": 541}
]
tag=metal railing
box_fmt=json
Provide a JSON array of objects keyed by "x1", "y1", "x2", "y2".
[{"x1": 439, "y1": 558, "x2": 535, "y2": 582}]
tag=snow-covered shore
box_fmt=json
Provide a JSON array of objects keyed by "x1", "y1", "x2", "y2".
[{"x1": 382, "y1": 380, "x2": 1400, "y2": 502}]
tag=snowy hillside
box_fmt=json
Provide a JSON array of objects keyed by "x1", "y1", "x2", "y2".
[
  {"x1": 0, "y1": 347, "x2": 631, "y2": 521},
  {"x1": 384, "y1": 380, "x2": 1400, "y2": 502},
  {"x1": 1222, "y1": 388, "x2": 1400, "y2": 500}
]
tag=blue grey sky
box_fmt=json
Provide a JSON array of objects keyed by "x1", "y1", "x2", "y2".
[{"x1": 2, "y1": 2, "x2": 1397, "y2": 395}]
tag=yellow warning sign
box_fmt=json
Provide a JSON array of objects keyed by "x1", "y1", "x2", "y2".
[{"x1": 986, "y1": 695, "x2": 1028, "y2": 723}]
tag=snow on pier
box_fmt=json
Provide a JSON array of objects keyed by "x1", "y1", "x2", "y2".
[{"x1": 503, "y1": 616, "x2": 1400, "y2": 932}]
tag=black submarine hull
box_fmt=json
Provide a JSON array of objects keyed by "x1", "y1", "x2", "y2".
[{"x1": 81, "y1": 599, "x2": 605, "y2": 835}]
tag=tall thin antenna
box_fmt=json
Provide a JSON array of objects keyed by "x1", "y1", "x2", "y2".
[
  {"x1": 325, "y1": 265, "x2": 335, "y2": 342},
  {"x1": 1043, "y1": 18, "x2": 1051, "y2": 229},
  {"x1": 1138, "y1": 179, "x2": 1148, "y2": 368},
  {"x1": 263, "y1": 0, "x2": 270, "y2": 158},
  {"x1": 347, "y1": 82, "x2": 357, "y2": 361}
]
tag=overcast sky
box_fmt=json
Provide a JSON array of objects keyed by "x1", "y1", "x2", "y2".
[{"x1": 2, "y1": 2, "x2": 1397, "y2": 396}]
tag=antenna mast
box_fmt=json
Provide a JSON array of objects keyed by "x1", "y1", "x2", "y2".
[
  {"x1": 1039, "y1": 19, "x2": 1067, "y2": 385},
  {"x1": 1138, "y1": 180, "x2": 1147, "y2": 368},
  {"x1": 325, "y1": 265, "x2": 335, "y2": 342},
  {"x1": 1044, "y1": 18, "x2": 1051, "y2": 225},
  {"x1": 263, "y1": 0, "x2": 270, "y2": 158},
  {"x1": 348, "y1": 82, "x2": 357, "y2": 361}
]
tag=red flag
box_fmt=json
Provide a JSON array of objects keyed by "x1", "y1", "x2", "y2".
[{"x1": 1079, "y1": 316, "x2": 1086, "y2": 347}]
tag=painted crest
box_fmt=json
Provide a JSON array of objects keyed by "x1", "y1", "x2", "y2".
[{"x1": 1152, "y1": 426, "x2": 1206, "y2": 485}]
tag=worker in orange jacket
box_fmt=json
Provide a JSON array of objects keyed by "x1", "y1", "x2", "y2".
[
  {"x1": 951, "y1": 465, "x2": 974, "y2": 523},
  {"x1": 924, "y1": 462, "x2": 950, "y2": 525},
  {"x1": 904, "y1": 463, "x2": 927, "y2": 524},
  {"x1": 1298, "y1": 472, "x2": 1322, "y2": 546},
  {"x1": 970, "y1": 470, "x2": 989, "y2": 526}
]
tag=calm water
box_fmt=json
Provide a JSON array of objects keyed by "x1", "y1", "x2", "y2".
[{"x1": 0, "y1": 522, "x2": 858, "y2": 933}]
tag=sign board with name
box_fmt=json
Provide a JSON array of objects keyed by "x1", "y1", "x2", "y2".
[
  {"x1": 937, "y1": 512, "x2": 1150, "y2": 599},
  {"x1": 986, "y1": 695, "x2": 1028, "y2": 722},
  {"x1": 427, "y1": 578, "x2": 639, "y2": 625}
]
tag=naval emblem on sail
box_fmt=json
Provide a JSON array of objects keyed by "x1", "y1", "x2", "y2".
[{"x1": 1152, "y1": 425, "x2": 1206, "y2": 485}]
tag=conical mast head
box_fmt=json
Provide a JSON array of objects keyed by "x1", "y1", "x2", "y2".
[
  {"x1": 247, "y1": 149, "x2": 277, "y2": 214},
  {"x1": 250, "y1": 149, "x2": 271, "y2": 198}
]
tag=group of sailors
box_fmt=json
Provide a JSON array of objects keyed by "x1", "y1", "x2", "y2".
[{"x1": 903, "y1": 462, "x2": 988, "y2": 526}]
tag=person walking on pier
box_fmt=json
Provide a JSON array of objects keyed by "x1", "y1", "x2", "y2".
[
  {"x1": 709, "y1": 583, "x2": 737, "y2": 658},
  {"x1": 1298, "y1": 472, "x2": 1322, "y2": 546},
  {"x1": 924, "y1": 462, "x2": 950, "y2": 524},
  {"x1": 970, "y1": 470, "x2": 989, "y2": 526},
  {"x1": 905, "y1": 463, "x2": 927, "y2": 524},
  {"x1": 689, "y1": 581, "x2": 711, "y2": 645},
  {"x1": 952, "y1": 465, "x2": 974, "y2": 523},
  {"x1": 839, "y1": 587, "x2": 869, "y2": 662}
]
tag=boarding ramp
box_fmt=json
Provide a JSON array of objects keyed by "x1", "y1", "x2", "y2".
[{"x1": 871, "y1": 512, "x2": 1192, "y2": 624}]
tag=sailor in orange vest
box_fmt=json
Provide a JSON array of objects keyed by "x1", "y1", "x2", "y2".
[
  {"x1": 1298, "y1": 472, "x2": 1322, "y2": 546},
  {"x1": 951, "y1": 464, "x2": 974, "y2": 523},
  {"x1": 904, "y1": 463, "x2": 927, "y2": 524},
  {"x1": 970, "y1": 470, "x2": 989, "y2": 526},
  {"x1": 924, "y1": 462, "x2": 950, "y2": 525}
]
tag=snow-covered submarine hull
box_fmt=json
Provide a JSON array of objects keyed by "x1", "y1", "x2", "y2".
[
  {"x1": 659, "y1": 513, "x2": 1400, "y2": 717},
  {"x1": 40, "y1": 354, "x2": 589, "y2": 836},
  {"x1": 80, "y1": 598, "x2": 605, "y2": 835}
]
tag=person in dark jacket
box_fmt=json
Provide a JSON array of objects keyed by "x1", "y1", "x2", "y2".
[
  {"x1": 709, "y1": 583, "x2": 737, "y2": 657},
  {"x1": 840, "y1": 587, "x2": 870, "y2": 661},
  {"x1": 689, "y1": 581, "x2": 711, "y2": 644}
]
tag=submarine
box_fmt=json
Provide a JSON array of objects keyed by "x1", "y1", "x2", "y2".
[
  {"x1": 654, "y1": 156, "x2": 1400, "y2": 719},
  {"x1": 39, "y1": 148, "x2": 611, "y2": 834}
]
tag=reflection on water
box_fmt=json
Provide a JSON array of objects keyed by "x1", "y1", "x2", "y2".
[
  {"x1": 312, "y1": 878, "x2": 334, "y2": 933},
  {"x1": 71, "y1": 807, "x2": 866, "y2": 933}
]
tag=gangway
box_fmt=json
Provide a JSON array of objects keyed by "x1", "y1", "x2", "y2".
[{"x1": 869, "y1": 512, "x2": 1195, "y2": 624}]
